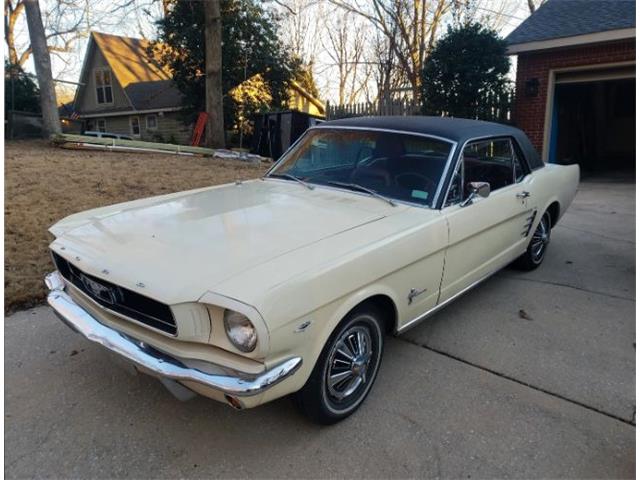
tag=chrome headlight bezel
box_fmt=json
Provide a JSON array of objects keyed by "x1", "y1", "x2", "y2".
[{"x1": 223, "y1": 309, "x2": 258, "y2": 353}]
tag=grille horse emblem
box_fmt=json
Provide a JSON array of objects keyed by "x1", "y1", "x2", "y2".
[{"x1": 79, "y1": 274, "x2": 119, "y2": 305}]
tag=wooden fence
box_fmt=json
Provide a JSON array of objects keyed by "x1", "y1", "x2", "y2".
[
  {"x1": 326, "y1": 99, "x2": 420, "y2": 120},
  {"x1": 326, "y1": 90, "x2": 514, "y2": 124}
]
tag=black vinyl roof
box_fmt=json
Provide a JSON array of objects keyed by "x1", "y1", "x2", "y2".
[
  {"x1": 318, "y1": 115, "x2": 544, "y2": 170},
  {"x1": 322, "y1": 116, "x2": 522, "y2": 144},
  {"x1": 506, "y1": 0, "x2": 635, "y2": 45}
]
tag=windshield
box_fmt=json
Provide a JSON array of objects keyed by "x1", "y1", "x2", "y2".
[{"x1": 267, "y1": 128, "x2": 454, "y2": 207}]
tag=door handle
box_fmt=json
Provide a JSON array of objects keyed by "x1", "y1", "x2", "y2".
[{"x1": 516, "y1": 191, "x2": 530, "y2": 199}]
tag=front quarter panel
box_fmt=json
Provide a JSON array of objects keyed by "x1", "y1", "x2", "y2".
[{"x1": 214, "y1": 207, "x2": 449, "y2": 401}]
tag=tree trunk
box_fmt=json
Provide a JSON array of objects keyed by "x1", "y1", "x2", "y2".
[
  {"x1": 23, "y1": 0, "x2": 60, "y2": 136},
  {"x1": 203, "y1": 0, "x2": 225, "y2": 149}
]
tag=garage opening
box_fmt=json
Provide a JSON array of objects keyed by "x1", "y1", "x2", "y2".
[{"x1": 549, "y1": 68, "x2": 635, "y2": 174}]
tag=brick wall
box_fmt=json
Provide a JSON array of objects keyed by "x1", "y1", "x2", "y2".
[{"x1": 513, "y1": 39, "x2": 635, "y2": 155}]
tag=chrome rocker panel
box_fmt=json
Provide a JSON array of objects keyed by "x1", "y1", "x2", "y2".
[{"x1": 45, "y1": 271, "x2": 302, "y2": 398}]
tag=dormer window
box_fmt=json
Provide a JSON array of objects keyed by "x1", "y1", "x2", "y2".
[{"x1": 95, "y1": 68, "x2": 113, "y2": 104}]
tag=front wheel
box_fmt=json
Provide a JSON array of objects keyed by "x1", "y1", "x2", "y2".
[
  {"x1": 514, "y1": 210, "x2": 551, "y2": 270},
  {"x1": 293, "y1": 305, "x2": 385, "y2": 424}
]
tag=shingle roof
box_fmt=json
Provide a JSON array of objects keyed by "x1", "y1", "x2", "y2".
[
  {"x1": 92, "y1": 32, "x2": 172, "y2": 87},
  {"x1": 124, "y1": 80, "x2": 183, "y2": 110},
  {"x1": 506, "y1": 0, "x2": 635, "y2": 45},
  {"x1": 90, "y1": 32, "x2": 183, "y2": 110}
]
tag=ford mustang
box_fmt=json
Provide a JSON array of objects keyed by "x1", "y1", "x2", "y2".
[{"x1": 45, "y1": 116, "x2": 579, "y2": 424}]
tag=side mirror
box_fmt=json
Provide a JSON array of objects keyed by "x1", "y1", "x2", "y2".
[{"x1": 460, "y1": 181, "x2": 490, "y2": 207}]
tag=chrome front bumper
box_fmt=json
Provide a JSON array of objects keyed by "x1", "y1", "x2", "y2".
[{"x1": 45, "y1": 271, "x2": 302, "y2": 400}]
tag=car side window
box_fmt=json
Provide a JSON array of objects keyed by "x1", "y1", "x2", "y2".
[
  {"x1": 444, "y1": 161, "x2": 463, "y2": 206},
  {"x1": 512, "y1": 141, "x2": 528, "y2": 182},
  {"x1": 463, "y1": 138, "x2": 515, "y2": 192}
]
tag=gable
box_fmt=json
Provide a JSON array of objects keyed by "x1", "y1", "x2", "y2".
[
  {"x1": 73, "y1": 39, "x2": 132, "y2": 114},
  {"x1": 92, "y1": 32, "x2": 172, "y2": 89},
  {"x1": 73, "y1": 32, "x2": 184, "y2": 114}
]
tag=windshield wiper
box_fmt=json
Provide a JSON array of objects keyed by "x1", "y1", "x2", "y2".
[
  {"x1": 327, "y1": 181, "x2": 397, "y2": 207},
  {"x1": 268, "y1": 173, "x2": 315, "y2": 190}
]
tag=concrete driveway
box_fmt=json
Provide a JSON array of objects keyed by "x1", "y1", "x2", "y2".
[{"x1": 5, "y1": 177, "x2": 635, "y2": 479}]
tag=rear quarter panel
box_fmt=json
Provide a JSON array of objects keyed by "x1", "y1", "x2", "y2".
[{"x1": 529, "y1": 163, "x2": 580, "y2": 225}]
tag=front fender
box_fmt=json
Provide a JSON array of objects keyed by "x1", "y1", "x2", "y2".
[{"x1": 259, "y1": 284, "x2": 401, "y2": 403}]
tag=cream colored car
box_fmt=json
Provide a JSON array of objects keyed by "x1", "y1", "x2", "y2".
[{"x1": 46, "y1": 116, "x2": 579, "y2": 424}]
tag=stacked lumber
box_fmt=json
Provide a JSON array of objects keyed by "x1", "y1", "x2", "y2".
[{"x1": 51, "y1": 133, "x2": 270, "y2": 163}]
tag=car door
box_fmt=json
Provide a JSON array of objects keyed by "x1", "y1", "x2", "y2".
[{"x1": 438, "y1": 136, "x2": 534, "y2": 303}]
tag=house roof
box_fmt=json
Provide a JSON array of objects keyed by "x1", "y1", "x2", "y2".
[
  {"x1": 506, "y1": 0, "x2": 635, "y2": 50},
  {"x1": 124, "y1": 80, "x2": 183, "y2": 110},
  {"x1": 78, "y1": 32, "x2": 324, "y2": 115},
  {"x1": 91, "y1": 32, "x2": 172, "y2": 88},
  {"x1": 75, "y1": 32, "x2": 183, "y2": 113}
]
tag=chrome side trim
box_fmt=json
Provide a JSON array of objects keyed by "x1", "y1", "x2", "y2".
[
  {"x1": 45, "y1": 271, "x2": 302, "y2": 397},
  {"x1": 396, "y1": 257, "x2": 514, "y2": 334}
]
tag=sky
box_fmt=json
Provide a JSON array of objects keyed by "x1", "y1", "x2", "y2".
[{"x1": 8, "y1": 0, "x2": 533, "y2": 105}]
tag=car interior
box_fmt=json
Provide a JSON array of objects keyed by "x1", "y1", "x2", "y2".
[{"x1": 285, "y1": 132, "x2": 452, "y2": 206}]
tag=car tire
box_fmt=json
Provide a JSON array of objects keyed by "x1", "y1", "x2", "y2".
[
  {"x1": 293, "y1": 304, "x2": 385, "y2": 425},
  {"x1": 514, "y1": 210, "x2": 552, "y2": 271}
]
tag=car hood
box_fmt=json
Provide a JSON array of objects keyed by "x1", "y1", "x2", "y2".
[{"x1": 50, "y1": 179, "x2": 396, "y2": 304}]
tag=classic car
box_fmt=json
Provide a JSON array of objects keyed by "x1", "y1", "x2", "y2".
[{"x1": 45, "y1": 116, "x2": 579, "y2": 424}]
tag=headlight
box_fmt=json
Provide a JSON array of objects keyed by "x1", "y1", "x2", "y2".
[{"x1": 223, "y1": 309, "x2": 257, "y2": 352}]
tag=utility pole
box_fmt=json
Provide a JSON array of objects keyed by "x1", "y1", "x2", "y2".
[
  {"x1": 203, "y1": 0, "x2": 225, "y2": 148},
  {"x1": 23, "y1": 0, "x2": 61, "y2": 137}
]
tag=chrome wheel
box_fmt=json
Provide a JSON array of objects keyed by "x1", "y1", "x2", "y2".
[
  {"x1": 294, "y1": 306, "x2": 385, "y2": 424},
  {"x1": 326, "y1": 326, "x2": 373, "y2": 401},
  {"x1": 531, "y1": 212, "x2": 551, "y2": 264},
  {"x1": 317, "y1": 312, "x2": 383, "y2": 416}
]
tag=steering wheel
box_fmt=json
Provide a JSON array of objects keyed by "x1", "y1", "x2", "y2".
[
  {"x1": 395, "y1": 172, "x2": 437, "y2": 195},
  {"x1": 350, "y1": 163, "x2": 392, "y2": 186}
]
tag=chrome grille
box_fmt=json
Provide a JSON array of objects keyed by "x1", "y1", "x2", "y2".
[{"x1": 51, "y1": 251, "x2": 177, "y2": 335}]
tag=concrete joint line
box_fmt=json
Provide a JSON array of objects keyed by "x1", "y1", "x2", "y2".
[
  {"x1": 499, "y1": 275, "x2": 635, "y2": 302},
  {"x1": 400, "y1": 337, "x2": 636, "y2": 427},
  {"x1": 556, "y1": 224, "x2": 635, "y2": 245}
]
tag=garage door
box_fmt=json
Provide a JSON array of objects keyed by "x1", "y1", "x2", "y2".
[{"x1": 548, "y1": 65, "x2": 635, "y2": 173}]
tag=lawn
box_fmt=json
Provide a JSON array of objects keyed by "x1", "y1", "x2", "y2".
[{"x1": 4, "y1": 140, "x2": 269, "y2": 313}]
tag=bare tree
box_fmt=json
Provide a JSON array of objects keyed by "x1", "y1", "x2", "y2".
[
  {"x1": 526, "y1": 0, "x2": 546, "y2": 14},
  {"x1": 5, "y1": 0, "x2": 25, "y2": 65},
  {"x1": 321, "y1": 8, "x2": 371, "y2": 105},
  {"x1": 278, "y1": 0, "x2": 319, "y2": 65},
  {"x1": 5, "y1": 0, "x2": 162, "y2": 69},
  {"x1": 6, "y1": 0, "x2": 85, "y2": 68},
  {"x1": 204, "y1": 0, "x2": 225, "y2": 148},
  {"x1": 369, "y1": 28, "x2": 404, "y2": 104},
  {"x1": 329, "y1": 0, "x2": 450, "y2": 100},
  {"x1": 23, "y1": 0, "x2": 61, "y2": 135}
]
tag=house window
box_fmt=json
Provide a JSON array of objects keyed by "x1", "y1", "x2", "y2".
[
  {"x1": 146, "y1": 114, "x2": 158, "y2": 130},
  {"x1": 96, "y1": 118, "x2": 106, "y2": 133},
  {"x1": 130, "y1": 116, "x2": 141, "y2": 137},
  {"x1": 95, "y1": 69, "x2": 113, "y2": 104}
]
